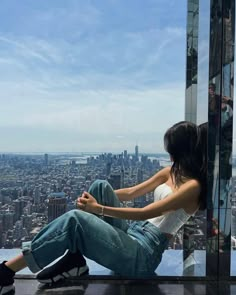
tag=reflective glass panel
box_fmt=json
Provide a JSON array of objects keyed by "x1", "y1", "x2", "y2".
[{"x1": 0, "y1": 1, "x2": 187, "y2": 277}]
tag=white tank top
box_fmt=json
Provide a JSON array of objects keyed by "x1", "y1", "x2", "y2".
[{"x1": 147, "y1": 183, "x2": 193, "y2": 236}]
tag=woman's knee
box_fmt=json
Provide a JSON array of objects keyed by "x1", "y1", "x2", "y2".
[
  {"x1": 88, "y1": 180, "x2": 117, "y2": 206},
  {"x1": 67, "y1": 208, "x2": 86, "y2": 219},
  {"x1": 89, "y1": 179, "x2": 108, "y2": 190},
  {"x1": 67, "y1": 209, "x2": 93, "y2": 225},
  {"x1": 60, "y1": 209, "x2": 83, "y2": 226},
  {"x1": 88, "y1": 179, "x2": 111, "y2": 196}
]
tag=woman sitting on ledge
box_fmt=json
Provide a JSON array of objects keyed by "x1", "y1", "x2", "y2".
[{"x1": 0, "y1": 121, "x2": 207, "y2": 295}]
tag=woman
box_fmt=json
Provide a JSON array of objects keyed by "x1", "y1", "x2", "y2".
[{"x1": 0, "y1": 121, "x2": 207, "y2": 295}]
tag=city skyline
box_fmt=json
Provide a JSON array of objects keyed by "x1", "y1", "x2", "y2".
[{"x1": 0, "y1": 150, "x2": 167, "y2": 249}]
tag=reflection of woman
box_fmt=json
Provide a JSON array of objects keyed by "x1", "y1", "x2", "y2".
[{"x1": 0, "y1": 121, "x2": 207, "y2": 295}]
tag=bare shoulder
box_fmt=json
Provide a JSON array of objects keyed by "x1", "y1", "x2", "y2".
[
  {"x1": 181, "y1": 179, "x2": 201, "y2": 211},
  {"x1": 183, "y1": 178, "x2": 201, "y2": 190},
  {"x1": 158, "y1": 166, "x2": 171, "y2": 178},
  {"x1": 178, "y1": 179, "x2": 201, "y2": 198},
  {"x1": 151, "y1": 166, "x2": 171, "y2": 182},
  {"x1": 164, "y1": 166, "x2": 171, "y2": 173}
]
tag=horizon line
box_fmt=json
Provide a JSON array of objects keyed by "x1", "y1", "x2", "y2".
[{"x1": 0, "y1": 151, "x2": 168, "y2": 156}]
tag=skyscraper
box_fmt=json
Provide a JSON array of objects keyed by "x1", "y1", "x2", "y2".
[
  {"x1": 44, "y1": 153, "x2": 49, "y2": 166},
  {"x1": 124, "y1": 150, "x2": 128, "y2": 159},
  {"x1": 33, "y1": 186, "x2": 41, "y2": 205},
  {"x1": 106, "y1": 162, "x2": 111, "y2": 176},
  {"x1": 121, "y1": 167, "x2": 125, "y2": 188},
  {"x1": 108, "y1": 174, "x2": 121, "y2": 190},
  {"x1": 135, "y1": 145, "x2": 139, "y2": 162},
  {"x1": 47, "y1": 192, "x2": 67, "y2": 223},
  {"x1": 137, "y1": 168, "x2": 143, "y2": 184}
]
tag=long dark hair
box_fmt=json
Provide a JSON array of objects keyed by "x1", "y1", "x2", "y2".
[
  {"x1": 196, "y1": 122, "x2": 207, "y2": 210},
  {"x1": 164, "y1": 121, "x2": 207, "y2": 210}
]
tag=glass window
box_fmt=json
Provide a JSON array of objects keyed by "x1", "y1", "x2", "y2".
[{"x1": 0, "y1": 1, "x2": 187, "y2": 276}]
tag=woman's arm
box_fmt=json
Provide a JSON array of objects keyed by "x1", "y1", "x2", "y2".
[
  {"x1": 114, "y1": 166, "x2": 170, "y2": 201},
  {"x1": 77, "y1": 179, "x2": 201, "y2": 220}
]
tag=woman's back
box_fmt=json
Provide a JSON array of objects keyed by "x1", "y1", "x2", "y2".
[
  {"x1": 165, "y1": 174, "x2": 200, "y2": 215},
  {"x1": 147, "y1": 178, "x2": 199, "y2": 236}
]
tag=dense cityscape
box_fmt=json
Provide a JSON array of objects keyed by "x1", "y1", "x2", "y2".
[{"x1": 0, "y1": 147, "x2": 210, "y2": 250}]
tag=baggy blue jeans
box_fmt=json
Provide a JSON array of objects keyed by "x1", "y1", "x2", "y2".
[{"x1": 22, "y1": 180, "x2": 168, "y2": 276}]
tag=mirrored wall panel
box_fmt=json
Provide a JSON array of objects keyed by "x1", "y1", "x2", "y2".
[
  {"x1": 187, "y1": 0, "x2": 235, "y2": 279},
  {"x1": 204, "y1": 0, "x2": 234, "y2": 279}
]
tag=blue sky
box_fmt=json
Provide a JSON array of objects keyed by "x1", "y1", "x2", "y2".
[{"x1": 0, "y1": 0, "x2": 187, "y2": 153}]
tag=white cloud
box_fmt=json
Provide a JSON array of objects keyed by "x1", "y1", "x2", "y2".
[
  {"x1": 0, "y1": 1, "x2": 187, "y2": 152},
  {"x1": 0, "y1": 82, "x2": 184, "y2": 152}
]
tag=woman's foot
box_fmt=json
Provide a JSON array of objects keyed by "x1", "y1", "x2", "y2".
[
  {"x1": 36, "y1": 251, "x2": 89, "y2": 284},
  {"x1": 0, "y1": 261, "x2": 15, "y2": 295}
]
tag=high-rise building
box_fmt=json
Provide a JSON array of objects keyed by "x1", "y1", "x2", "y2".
[
  {"x1": 13, "y1": 197, "x2": 29, "y2": 222},
  {"x1": 47, "y1": 192, "x2": 67, "y2": 223},
  {"x1": 121, "y1": 167, "x2": 125, "y2": 188},
  {"x1": 44, "y1": 153, "x2": 49, "y2": 166},
  {"x1": 13, "y1": 200, "x2": 21, "y2": 222},
  {"x1": 106, "y1": 162, "x2": 111, "y2": 176},
  {"x1": 21, "y1": 215, "x2": 33, "y2": 232},
  {"x1": 1, "y1": 211, "x2": 14, "y2": 232},
  {"x1": 108, "y1": 174, "x2": 121, "y2": 190},
  {"x1": 137, "y1": 168, "x2": 143, "y2": 184},
  {"x1": 135, "y1": 145, "x2": 139, "y2": 161},
  {"x1": 33, "y1": 186, "x2": 41, "y2": 205},
  {"x1": 124, "y1": 150, "x2": 128, "y2": 159}
]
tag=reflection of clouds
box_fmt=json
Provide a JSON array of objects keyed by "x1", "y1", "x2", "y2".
[
  {"x1": 197, "y1": 0, "x2": 210, "y2": 125},
  {"x1": 198, "y1": 40, "x2": 209, "y2": 65},
  {"x1": 197, "y1": 41, "x2": 209, "y2": 124}
]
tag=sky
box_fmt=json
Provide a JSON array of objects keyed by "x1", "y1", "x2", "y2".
[{"x1": 0, "y1": 0, "x2": 188, "y2": 153}]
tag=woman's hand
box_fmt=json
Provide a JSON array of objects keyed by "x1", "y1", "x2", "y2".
[{"x1": 76, "y1": 192, "x2": 101, "y2": 214}]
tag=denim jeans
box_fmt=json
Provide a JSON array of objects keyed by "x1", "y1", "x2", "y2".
[{"x1": 22, "y1": 180, "x2": 168, "y2": 276}]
